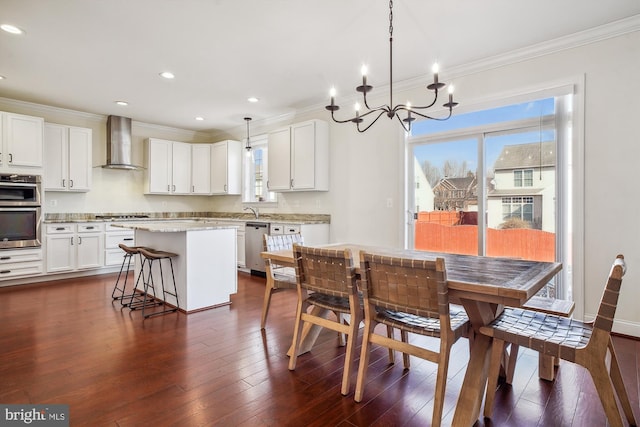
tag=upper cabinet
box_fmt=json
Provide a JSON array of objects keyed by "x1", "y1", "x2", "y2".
[
  {"x1": 267, "y1": 119, "x2": 328, "y2": 192},
  {"x1": 191, "y1": 143, "x2": 212, "y2": 195},
  {"x1": 145, "y1": 138, "x2": 191, "y2": 194},
  {"x1": 211, "y1": 140, "x2": 242, "y2": 195},
  {"x1": 1, "y1": 112, "x2": 44, "y2": 172},
  {"x1": 44, "y1": 123, "x2": 92, "y2": 192}
]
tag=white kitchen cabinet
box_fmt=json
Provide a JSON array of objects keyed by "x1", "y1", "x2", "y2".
[
  {"x1": 267, "y1": 119, "x2": 328, "y2": 192},
  {"x1": 203, "y1": 220, "x2": 245, "y2": 267},
  {"x1": 0, "y1": 248, "x2": 43, "y2": 281},
  {"x1": 104, "y1": 223, "x2": 136, "y2": 266},
  {"x1": 191, "y1": 143, "x2": 212, "y2": 194},
  {"x1": 44, "y1": 123, "x2": 92, "y2": 192},
  {"x1": 145, "y1": 138, "x2": 191, "y2": 194},
  {"x1": 1, "y1": 112, "x2": 44, "y2": 172},
  {"x1": 211, "y1": 140, "x2": 242, "y2": 195},
  {"x1": 46, "y1": 223, "x2": 104, "y2": 273}
]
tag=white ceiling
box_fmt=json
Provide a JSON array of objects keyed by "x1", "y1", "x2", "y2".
[{"x1": 1, "y1": 0, "x2": 639, "y2": 133}]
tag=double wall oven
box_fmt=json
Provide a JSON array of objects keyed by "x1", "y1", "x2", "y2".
[{"x1": 0, "y1": 174, "x2": 42, "y2": 249}]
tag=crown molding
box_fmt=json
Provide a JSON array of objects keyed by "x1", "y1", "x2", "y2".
[{"x1": 0, "y1": 96, "x2": 105, "y2": 122}]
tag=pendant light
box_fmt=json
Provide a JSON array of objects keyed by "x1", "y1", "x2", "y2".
[{"x1": 244, "y1": 117, "x2": 252, "y2": 151}]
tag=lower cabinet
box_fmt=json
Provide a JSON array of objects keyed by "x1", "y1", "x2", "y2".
[
  {"x1": 46, "y1": 223, "x2": 104, "y2": 273},
  {"x1": 104, "y1": 223, "x2": 135, "y2": 266},
  {"x1": 0, "y1": 248, "x2": 43, "y2": 280},
  {"x1": 204, "y1": 221, "x2": 245, "y2": 267}
]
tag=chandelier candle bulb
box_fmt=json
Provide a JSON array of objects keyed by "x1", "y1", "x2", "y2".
[{"x1": 432, "y1": 63, "x2": 440, "y2": 85}]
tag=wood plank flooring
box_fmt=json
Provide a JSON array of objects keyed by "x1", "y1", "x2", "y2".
[{"x1": 1, "y1": 272, "x2": 638, "y2": 426}]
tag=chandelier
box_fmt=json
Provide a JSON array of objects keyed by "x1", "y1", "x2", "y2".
[{"x1": 325, "y1": 0, "x2": 458, "y2": 133}]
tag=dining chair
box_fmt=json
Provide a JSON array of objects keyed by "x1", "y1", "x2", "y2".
[
  {"x1": 289, "y1": 244, "x2": 362, "y2": 396},
  {"x1": 354, "y1": 252, "x2": 470, "y2": 427},
  {"x1": 480, "y1": 254, "x2": 637, "y2": 427},
  {"x1": 261, "y1": 233, "x2": 304, "y2": 329}
]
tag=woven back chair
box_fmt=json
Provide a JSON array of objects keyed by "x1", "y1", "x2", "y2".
[
  {"x1": 480, "y1": 254, "x2": 637, "y2": 427},
  {"x1": 354, "y1": 252, "x2": 469, "y2": 427},
  {"x1": 289, "y1": 244, "x2": 362, "y2": 396},
  {"x1": 261, "y1": 233, "x2": 304, "y2": 329}
]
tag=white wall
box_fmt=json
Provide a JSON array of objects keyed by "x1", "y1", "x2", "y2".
[{"x1": 1, "y1": 29, "x2": 639, "y2": 335}]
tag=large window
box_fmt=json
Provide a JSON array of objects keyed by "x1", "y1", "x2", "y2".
[
  {"x1": 243, "y1": 135, "x2": 277, "y2": 204},
  {"x1": 407, "y1": 92, "x2": 575, "y2": 299}
]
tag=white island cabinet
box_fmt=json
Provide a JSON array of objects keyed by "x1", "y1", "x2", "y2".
[{"x1": 113, "y1": 222, "x2": 238, "y2": 312}]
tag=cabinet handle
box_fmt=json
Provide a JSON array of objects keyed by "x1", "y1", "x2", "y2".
[
  {"x1": 56, "y1": 227, "x2": 65, "y2": 231},
  {"x1": 224, "y1": 184, "x2": 227, "y2": 192},
  {"x1": 192, "y1": 185, "x2": 195, "y2": 192},
  {"x1": 167, "y1": 184, "x2": 170, "y2": 192},
  {"x1": 290, "y1": 179, "x2": 294, "y2": 188},
  {"x1": 124, "y1": 238, "x2": 134, "y2": 241},
  {"x1": 0, "y1": 270, "x2": 10, "y2": 274},
  {"x1": 267, "y1": 180, "x2": 270, "y2": 189},
  {"x1": 86, "y1": 226, "x2": 94, "y2": 230},
  {"x1": 71, "y1": 237, "x2": 74, "y2": 245},
  {"x1": 70, "y1": 179, "x2": 74, "y2": 188},
  {"x1": 8, "y1": 153, "x2": 12, "y2": 163},
  {"x1": 0, "y1": 256, "x2": 11, "y2": 260},
  {"x1": 173, "y1": 184, "x2": 176, "y2": 192},
  {"x1": 78, "y1": 236, "x2": 82, "y2": 245},
  {"x1": 62, "y1": 179, "x2": 66, "y2": 187}
]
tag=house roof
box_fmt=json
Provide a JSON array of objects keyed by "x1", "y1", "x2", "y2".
[
  {"x1": 435, "y1": 176, "x2": 476, "y2": 190},
  {"x1": 493, "y1": 142, "x2": 556, "y2": 170},
  {"x1": 488, "y1": 188, "x2": 545, "y2": 197}
]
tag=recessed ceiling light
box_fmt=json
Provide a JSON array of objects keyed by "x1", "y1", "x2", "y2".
[
  {"x1": 0, "y1": 75, "x2": 5, "y2": 80},
  {"x1": 195, "y1": 116, "x2": 204, "y2": 121},
  {"x1": 1, "y1": 24, "x2": 25, "y2": 35},
  {"x1": 248, "y1": 97, "x2": 259, "y2": 103},
  {"x1": 159, "y1": 71, "x2": 175, "y2": 79},
  {"x1": 115, "y1": 101, "x2": 128, "y2": 106}
]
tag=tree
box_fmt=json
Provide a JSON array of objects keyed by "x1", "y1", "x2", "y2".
[
  {"x1": 443, "y1": 159, "x2": 469, "y2": 178},
  {"x1": 421, "y1": 160, "x2": 442, "y2": 186}
]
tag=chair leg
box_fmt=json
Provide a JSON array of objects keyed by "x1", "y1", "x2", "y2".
[
  {"x1": 336, "y1": 313, "x2": 346, "y2": 347},
  {"x1": 608, "y1": 339, "x2": 638, "y2": 426},
  {"x1": 431, "y1": 344, "x2": 452, "y2": 427},
  {"x1": 506, "y1": 343, "x2": 519, "y2": 384},
  {"x1": 354, "y1": 318, "x2": 376, "y2": 403},
  {"x1": 341, "y1": 310, "x2": 361, "y2": 396},
  {"x1": 288, "y1": 295, "x2": 307, "y2": 371},
  {"x1": 260, "y1": 280, "x2": 275, "y2": 329},
  {"x1": 386, "y1": 325, "x2": 395, "y2": 364},
  {"x1": 484, "y1": 338, "x2": 506, "y2": 418},
  {"x1": 401, "y1": 330, "x2": 410, "y2": 369},
  {"x1": 587, "y1": 360, "x2": 625, "y2": 427}
]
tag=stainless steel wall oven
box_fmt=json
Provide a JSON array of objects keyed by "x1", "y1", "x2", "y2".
[{"x1": 0, "y1": 174, "x2": 42, "y2": 249}]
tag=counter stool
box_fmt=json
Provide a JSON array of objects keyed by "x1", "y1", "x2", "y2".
[
  {"x1": 137, "y1": 247, "x2": 180, "y2": 318},
  {"x1": 111, "y1": 244, "x2": 147, "y2": 307}
]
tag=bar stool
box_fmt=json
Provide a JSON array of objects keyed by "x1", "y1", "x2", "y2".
[
  {"x1": 111, "y1": 244, "x2": 147, "y2": 307},
  {"x1": 137, "y1": 247, "x2": 180, "y2": 318}
]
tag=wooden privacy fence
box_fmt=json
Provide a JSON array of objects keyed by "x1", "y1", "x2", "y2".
[{"x1": 414, "y1": 221, "x2": 555, "y2": 262}]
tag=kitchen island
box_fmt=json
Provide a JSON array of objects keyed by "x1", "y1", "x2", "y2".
[{"x1": 113, "y1": 221, "x2": 238, "y2": 312}]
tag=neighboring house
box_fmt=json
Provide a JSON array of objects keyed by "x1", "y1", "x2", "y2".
[
  {"x1": 414, "y1": 157, "x2": 435, "y2": 214},
  {"x1": 433, "y1": 174, "x2": 477, "y2": 211},
  {"x1": 487, "y1": 141, "x2": 556, "y2": 232}
]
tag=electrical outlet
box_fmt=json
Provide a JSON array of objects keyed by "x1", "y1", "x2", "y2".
[
  {"x1": 48, "y1": 199, "x2": 58, "y2": 207},
  {"x1": 386, "y1": 198, "x2": 393, "y2": 208}
]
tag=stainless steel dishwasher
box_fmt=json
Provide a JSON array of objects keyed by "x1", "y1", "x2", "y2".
[{"x1": 245, "y1": 222, "x2": 270, "y2": 276}]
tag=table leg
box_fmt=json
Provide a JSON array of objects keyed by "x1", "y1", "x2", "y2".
[{"x1": 287, "y1": 306, "x2": 330, "y2": 357}]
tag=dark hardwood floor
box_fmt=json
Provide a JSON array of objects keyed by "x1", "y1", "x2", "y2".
[{"x1": 1, "y1": 272, "x2": 638, "y2": 426}]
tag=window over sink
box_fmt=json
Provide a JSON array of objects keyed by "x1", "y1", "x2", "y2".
[{"x1": 242, "y1": 134, "x2": 277, "y2": 204}]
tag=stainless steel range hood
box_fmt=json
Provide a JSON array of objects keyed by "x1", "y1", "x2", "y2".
[{"x1": 101, "y1": 115, "x2": 144, "y2": 170}]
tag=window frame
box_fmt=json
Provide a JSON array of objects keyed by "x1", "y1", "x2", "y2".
[{"x1": 242, "y1": 134, "x2": 278, "y2": 206}]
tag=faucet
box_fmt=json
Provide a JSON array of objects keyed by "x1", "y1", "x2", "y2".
[{"x1": 244, "y1": 206, "x2": 259, "y2": 219}]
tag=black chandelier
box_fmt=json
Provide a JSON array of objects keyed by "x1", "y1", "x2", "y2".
[{"x1": 326, "y1": 0, "x2": 458, "y2": 133}]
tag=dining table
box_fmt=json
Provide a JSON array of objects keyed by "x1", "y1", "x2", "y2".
[{"x1": 261, "y1": 243, "x2": 562, "y2": 426}]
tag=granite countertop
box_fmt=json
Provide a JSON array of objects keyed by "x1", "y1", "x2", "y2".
[
  {"x1": 43, "y1": 212, "x2": 330, "y2": 225},
  {"x1": 111, "y1": 221, "x2": 239, "y2": 233}
]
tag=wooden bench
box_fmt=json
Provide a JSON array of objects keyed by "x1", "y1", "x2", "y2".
[{"x1": 506, "y1": 296, "x2": 575, "y2": 382}]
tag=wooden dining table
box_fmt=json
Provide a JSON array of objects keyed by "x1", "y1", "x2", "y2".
[{"x1": 261, "y1": 243, "x2": 562, "y2": 426}]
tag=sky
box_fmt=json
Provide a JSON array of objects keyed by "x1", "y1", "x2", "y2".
[{"x1": 411, "y1": 98, "x2": 555, "y2": 177}]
